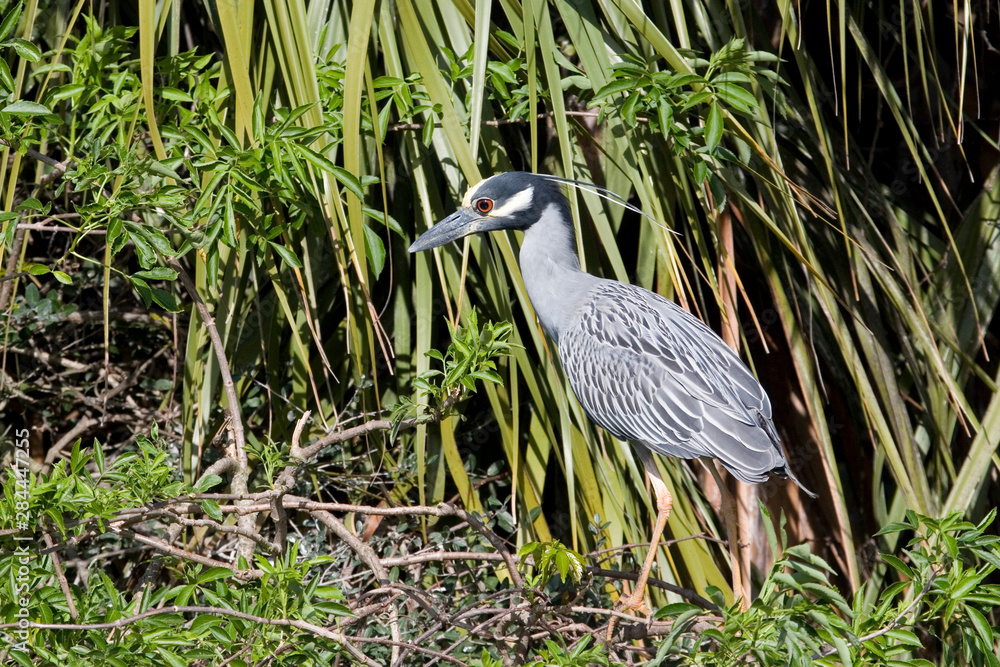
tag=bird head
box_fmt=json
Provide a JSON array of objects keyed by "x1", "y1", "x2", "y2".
[{"x1": 408, "y1": 172, "x2": 567, "y2": 253}]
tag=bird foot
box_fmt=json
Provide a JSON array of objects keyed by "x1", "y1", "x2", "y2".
[
  {"x1": 614, "y1": 590, "x2": 649, "y2": 615},
  {"x1": 605, "y1": 591, "x2": 650, "y2": 643}
]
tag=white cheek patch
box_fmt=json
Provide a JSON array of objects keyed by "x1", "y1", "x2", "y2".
[{"x1": 490, "y1": 187, "x2": 534, "y2": 217}]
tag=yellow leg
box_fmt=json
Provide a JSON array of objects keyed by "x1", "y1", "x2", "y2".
[
  {"x1": 706, "y1": 461, "x2": 750, "y2": 611},
  {"x1": 606, "y1": 448, "x2": 672, "y2": 642}
]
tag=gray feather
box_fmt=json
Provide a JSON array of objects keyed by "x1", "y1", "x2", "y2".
[{"x1": 559, "y1": 280, "x2": 791, "y2": 484}]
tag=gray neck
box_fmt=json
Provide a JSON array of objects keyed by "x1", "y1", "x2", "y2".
[{"x1": 518, "y1": 204, "x2": 598, "y2": 343}]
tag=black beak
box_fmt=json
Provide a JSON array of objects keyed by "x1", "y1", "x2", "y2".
[{"x1": 409, "y1": 209, "x2": 481, "y2": 253}]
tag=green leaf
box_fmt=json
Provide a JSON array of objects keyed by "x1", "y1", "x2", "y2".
[
  {"x1": 593, "y1": 78, "x2": 639, "y2": 101},
  {"x1": 0, "y1": 59, "x2": 13, "y2": 95},
  {"x1": 362, "y1": 206, "x2": 405, "y2": 237},
  {"x1": 0, "y1": 3, "x2": 23, "y2": 42},
  {"x1": 151, "y1": 288, "x2": 180, "y2": 312},
  {"x1": 201, "y1": 499, "x2": 223, "y2": 522},
  {"x1": 705, "y1": 101, "x2": 723, "y2": 152},
  {"x1": 9, "y1": 38, "x2": 41, "y2": 62},
  {"x1": 133, "y1": 267, "x2": 178, "y2": 281},
  {"x1": 148, "y1": 160, "x2": 183, "y2": 180},
  {"x1": 331, "y1": 166, "x2": 365, "y2": 200},
  {"x1": 469, "y1": 369, "x2": 503, "y2": 385},
  {"x1": 159, "y1": 87, "x2": 193, "y2": 102},
  {"x1": 713, "y1": 72, "x2": 753, "y2": 84},
  {"x1": 653, "y1": 602, "x2": 702, "y2": 619},
  {"x1": 128, "y1": 232, "x2": 157, "y2": 269},
  {"x1": 884, "y1": 629, "x2": 923, "y2": 649},
  {"x1": 363, "y1": 224, "x2": 385, "y2": 278},
  {"x1": 373, "y1": 75, "x2": 405, "y2": 87},
  {"x1": 714, "y1": 82, "x2": 758, "y2": 114},
  {"x1": 875, "y1": 521, "x2": 914, "y2": 536},
  {"x1": 620, "y1": 91, "x2": 641, "y2": 126},
  {"x1": 964, "y1": 606, "x2": 994, "y2": 646},
  {"x1": 197, "y1": 567, "x2": 234, "y2": 584},
  {"x1": 17, "y1": 197, "x2": 42, "y2": 211},
  {"x1": 189, "y1": 616, "x2": 223, "y2": 635},
  {"x1": 2, "y1": 100, "x2": 52, "y2": 115},
  {"x1": 194, "y1": 474, "x2": 223, "y2": 492},
  {"x1": 22, "y1": 262, "x2": 50, "y2": 275},
  {"x1": 158, "y1": 650, "x2": 186, "y2": 667},
  {"x1": 268, "y1": 240, "x2": 303, "y2": 268}
]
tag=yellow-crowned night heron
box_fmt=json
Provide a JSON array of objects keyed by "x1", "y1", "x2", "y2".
[{"x1": 409, "y1": 171, "x2": 814, "y2": 635}]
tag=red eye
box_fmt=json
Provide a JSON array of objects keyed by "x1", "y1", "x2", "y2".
[{"x1": 475, "y1": 198, "x2": 494, "y2": 213}]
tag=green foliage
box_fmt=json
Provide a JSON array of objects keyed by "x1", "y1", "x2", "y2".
[
  {"x1": 393, "y1": 309, "x2": 514, "y2": 423},
  {"x1": 868, "y1": 510, "x2": 1000, "y2": 667},
  {"x1": 1, "y1": 439, "x2": 355, "y2": 666},
  {"x1": 0, "y1": 2, "x2": 43, "y2": 117},
  {"x1": 519, "y1": 540, "x2": 586, "y2": 588},
  {"x1": 591, "y1": 37, "x2": 775, "y2": 208},
  {"x1": 525, "y1": 637, "x2": 617, "y2": 667},
  {"x1": 15, "y1": 431, "x2": 177, "y2": 535},
  {"x1": 419, "y1": 309, "x2": 514, "y2": 397},
  {"x1": 642, "y1": 509, "x2": 1000, "y2": 666},
  {"x1": 439, "y1": 39, "x2": 541, "y2": 123}
]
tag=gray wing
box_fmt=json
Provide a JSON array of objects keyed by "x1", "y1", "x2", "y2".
[{"x1": 558, "y1": 280, "x2": 789, "y2": 484}]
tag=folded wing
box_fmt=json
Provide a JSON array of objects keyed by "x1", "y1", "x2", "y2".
[{"x1": 558, "y1": 280, "x2": 789, "y2": 484}]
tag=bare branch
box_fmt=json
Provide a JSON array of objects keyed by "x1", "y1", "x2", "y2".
[
  {"x1": 309, "y1": 507, "x2": 402, "y2": 665},
  {"x1": 169, "y1": 258, "x2": 256, "y2": 559},
  {"x1": 42, "y1": 532, "x2": 78, "y2": 620}
]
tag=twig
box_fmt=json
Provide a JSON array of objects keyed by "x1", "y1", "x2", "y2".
[
  {"x1": 379, "y1": 551, "x2": 505, "y2": 567},
  {"x1": 44, "y1": 417, "x2": 99, "y2": 467},
  {"x1": 425, "y1": 599, "x2": 531, "y2": 667},
  {"x1": 290, "y1": 390, "x2": 463, "y2": 462},
  {"x1": 170, "y1": 258, "x2": 256, "y2": 559},
  {"x1": 0, "y1": 271, "x2": 30, "y2": 284},
  {"x1": 42, "y1": 532, "x2": 78, "y2": 620},
  {"x1": 271, "y1": 499, "x2": 521, "y2": 585},
  {"x1": 111, "y1": 526, "x2": 262, "y2": 578},
  {"x1": 0, "y1": 138, "x2": 64, "y2": 169},
  {"x1": 589, "y1": 534, "x2": 726, "y2": 561},
  {"x1": 586, "y1": 567, "x2": 716, "y2": 611},
  {"x1": 309, "y1": 507, "x2": 402, "y2": 665},
  {"x1": 348, "y1": 590, "x2": 405, "y2": 620},
  {"x1": 816, "y1": 572, "x2": 938, "y2": 658},
  {"x1": 140, "y1": 510, "x2": 275, "y2": 551},
  {"x1": 271, "y1": 411, "x2": 311, "y2": 553},
  {"x1": 349, "y1": 636, "x2": 465, "y2": 666}
]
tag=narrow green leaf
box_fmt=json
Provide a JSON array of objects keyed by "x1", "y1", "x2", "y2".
[
  {"x1": 148, "y1": 160, "x2": 183, "y2": 180},
  {"x1": 705, "y1": 101, "x2": 723, "y2": 151},
  {"x1": 363, "y1": 224, "x2": 385, "y2": 278},
  {"x1": 159, "y1": 87, "x2": 193, "y2": 102},
  {"x1": 197, "y1": 567, "x2": 234, "y2": 584},
  {"x1": 133, "y1": 267, "x2": 178, "y2": 281},
  {"x1": 0, "y1": 60, "x2": 13, "y2": 94},
  {"x1": 0, "y1": 3, "x2": 23, "y2": 42}
]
